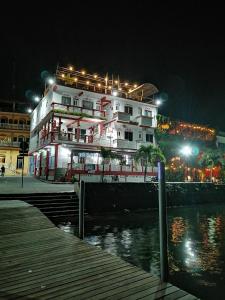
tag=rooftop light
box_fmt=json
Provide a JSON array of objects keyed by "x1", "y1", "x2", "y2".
[
  {"x1": 156, "y1": 99, "x2": 162, "y2": 105},
  {"x1": 47, "y1": 78, "x2": 55, "y2": 85},
  {"x1": 34, "y1": 96, "x2": 40, "y2": 102},
  {"x1": 27, "y1": 108, "x2": 32, "y2": 113},
  {"x1": 81, "y1": 70, "x2": 86, "y2": 75}
]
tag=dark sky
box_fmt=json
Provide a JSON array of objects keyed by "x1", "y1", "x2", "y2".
[{"x1": 1, "y1": 2, "x2": 225, "y2": 130}]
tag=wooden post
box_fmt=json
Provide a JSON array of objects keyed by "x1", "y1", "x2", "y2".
[
  {"x1": 158, "y1": 161, "x2": 169, "y2": 282},
  {"x1": 79, "y1": 180, "x2": 85, "y2": 240}
]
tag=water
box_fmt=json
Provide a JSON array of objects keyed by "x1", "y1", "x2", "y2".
[{"x1": 60, "y1": 203, "x2": 225, "y2": 299}]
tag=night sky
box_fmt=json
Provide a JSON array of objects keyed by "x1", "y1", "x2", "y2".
[{"x1": 1, "y1": 2, "x2": 224, "y2": 130}]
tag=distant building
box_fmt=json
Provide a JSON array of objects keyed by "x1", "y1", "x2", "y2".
[
  {"x1": 0, "y1": 100, "x2": 30, "y2": 176},
  {"x1": 29, "y1": 66, "x2": 160, "y2": 181},
  {"x1": 216, "y1": 131, "x2": 225, "y2": 149}
]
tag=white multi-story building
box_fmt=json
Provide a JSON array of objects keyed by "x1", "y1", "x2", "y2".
[{"x1": 29, "y1": 66, "x2": 160, "y2": 181}]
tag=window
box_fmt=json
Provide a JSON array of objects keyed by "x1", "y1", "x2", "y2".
[
  {"x1": 144, "y1": 110, "x2": 152, "y2": 117},
  {"x1": 14, "y1": 119, "x2": 18, "y2": 124},
  {"x1": 26, "y1": 138, "x2": 30, "y2": 142},
  {"x1": 9, "y1": 119, "x2": 13, "y2": 124},
  {"x1": 62, "y1": 96, "x2": 71, "y2": 106},
  {"x1": 83, "y1": 100, "x2": 93, "y2": 110},
  {"x1": 124, "y1": 106, "x2": 133, "y2": 115},
  {"x1": 18, "y1": 136, "x2": 24, "y2": 142},
  {"x1": 27, "y1": 120, "x2": 30, "y2": 125},
  {"x1": 115, "y1": 103, "x2": 120, "y2": 111},
  {"x1": 73, "y1": 98, "x2": 78, "y2": 106},
  {"x1": 96, "y1": 104, "x2": 101, "y2": 111},
  {"x1": 125, "y1": 131, "x2": 133, "y2": 141},
  {"x1": 16, "y1": 156, "x2": 23, "y2": 169},
  {"x1": 117, "y1": 131, "x2": 121, "y2": 137},
  {"x1": 146, "y1": 134, "x2": 153, "y2": 143},
  {"x1": 0, "y1": 155, "x2": 5, "y2": 163},
  {"x1": 138, "y1": 133, "x2": 142, "y2": 139},
  {"x1": 138, "y1": 107, "x2": 142, "y2": 115},
  {"x1": 13, "y1": 137, "x2": 17, "y2": 142}
]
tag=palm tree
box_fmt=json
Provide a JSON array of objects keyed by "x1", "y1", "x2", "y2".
[
  {"x1": 135, "y1": 144, "x2": 165, "y2": 182},
  {"x1": 100, "y1": 147, "x2": 117, "y2": 182},
  {"x1": 198, "y1": 149, "x2": 221, "y2": 182}
]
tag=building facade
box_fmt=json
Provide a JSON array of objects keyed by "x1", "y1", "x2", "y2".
[
  {"x1": 29, "y1": 66, "x2": 159, "y2": 181},
  {"x1": 0, "y1": 101, "x2": 30, "y2": 176}
]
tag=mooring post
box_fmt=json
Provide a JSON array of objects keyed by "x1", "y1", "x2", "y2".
[
  {"x1": 158, "y1": 161, "x2": 169, "y2": 282},
  {"x1": 79, "y1": 180, "x2": 85, "y2": 240}
]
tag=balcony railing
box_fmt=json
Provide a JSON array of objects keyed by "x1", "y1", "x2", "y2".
[
  {"x1": 113, "y1": 138, "x2": 137, "y2": 149},
  {"x1": 135, "y1": 115, "x2": 153, "y2": 127},
  {"x1": 51, "y1": 132, "x2": 94, "y2": 144},
  {"x1": 0, "y1": 141, "x2": 20, "y2": 147},
  {"x1": 0, "y1": 123, "x2": 30, "y2": 130},
  {"x1": 51, "y1": 102, "x2": 106, "y2": 120},
  {"x1": 113, "y1": 111, "x2": 130, "y2": 122}
]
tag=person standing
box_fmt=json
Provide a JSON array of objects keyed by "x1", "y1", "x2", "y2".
[{"x1": 1, "y1": 165, "x2": 5, "y2": 176}]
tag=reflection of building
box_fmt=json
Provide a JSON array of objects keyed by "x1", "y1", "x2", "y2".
[
  {"x1": 29, "y1": 66, "x2": 159, "y2": 181},
  {"x1": 0, "y1": 100, "x2": 30, "y2": 175}
]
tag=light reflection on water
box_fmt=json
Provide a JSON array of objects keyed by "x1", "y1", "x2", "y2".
[{"x1": 59, "y1": 203, "x2": 225, "y2": 299}]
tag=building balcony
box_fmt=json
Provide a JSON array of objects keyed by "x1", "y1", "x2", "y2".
[
  {"x1": 113, "y1": 111, "x2": 130, "y2": 122},
  {"x1": 51, "y1": 102, "x2": 106, "y2": 120},
  {"x1": 0, "y1": 141, "x2": 20, "y2": 148},
  {"x1": 0, "y1": 123, "x2": 30, "y2": 131},
  {"x1": 112, "y1": 138, "x2": 137, "y2": 149},
  {"x1": 135, "y1": 115, "x2": 153, "y2": 127}
]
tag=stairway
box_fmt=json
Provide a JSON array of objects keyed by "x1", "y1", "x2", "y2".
[{"x1": 0, "y1": 192, "x2": 80, "y2": 224}]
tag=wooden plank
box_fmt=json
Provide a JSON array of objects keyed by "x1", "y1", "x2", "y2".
[{"x1": 0, "y1": 201, "x2": 199, "y2": 300}]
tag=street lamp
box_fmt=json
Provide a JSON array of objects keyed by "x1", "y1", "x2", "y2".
[{"x1": 27, "y1": 108, "x2": 32, "y2": 114}]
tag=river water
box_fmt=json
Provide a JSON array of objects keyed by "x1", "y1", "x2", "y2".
[{"x1": 60, "y1": 203, "x2": 225, "y2": 299}]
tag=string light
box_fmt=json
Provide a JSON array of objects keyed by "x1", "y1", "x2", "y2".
[
  {"x1": 69, "y1": 66, "x2": 73, "y2": 71},
  {"x1": 94, "y1": 74, "x2": 97, "y2": 78},
  {"x1": 74, "y1": 78, "x2": 78, "y2": 82},
  {"x1": 134, "y1": 84, "x2": 137, "y2": 88},
  {"x1": 115, "y1": 80, "x2": 118, "y2": 84},
  {"x1": 86, "y1": 81, "x2": 90, "y2": 85},
  {"x1": 97, "y1": 83, "x2": 101, "y2": 87},
  {"x1": 81, "y1": 70, "x2": 86, "y2": 75},
  {"x1": 125, "y1": 82, "x2": 128, "y2": 86},
  {"x1": 61, "y1": 74, "x2": 65, "y2": 78}
]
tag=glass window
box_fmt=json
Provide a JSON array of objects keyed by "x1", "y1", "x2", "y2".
[
  {"x1": 27, "y1": 120, "x2": 30, "y2": 125},
  {"x1": 62, "y1": 96, "x2": 71, "y2": 106},
  {"x1": 73, "y1": 98, "x2": 78, "y2": 106},
  {"x1": 83, "y1": 100, "x2": 93, "y2": 110},
  {"x1": 139, "y1": 133, "x2": 142, "y2": 139},
  {"x1": 9, "y1": 119, "x2": 13, "y2": 124},
  {"x1": 146, "y1": 134, "x2": 153, "y2": 142},
  {"x1": 138, "y1": 107, "x2": 142, "y2": 115},
  {"x1": 16, "y1": 156, "x2": 23, "y2": 169},
  {"x1": 26, "y1": 138, "x2": 30, "y2": 142},
  {"x1": 117, "y1": 131, "x2": 121, "y2": 137},
  {"x1": 125, "y1": 131, "x2": 133, "y2": 141},
  {"x1": 144, "y1": 110, "x2": 152, "y2": 117},
  {"x1": 13, "y1": 137, "x2": 17, "y2": 142},
  {"x1": 124, "y1": 106, "x2": 133, "y2": 115},
  {"x1": 18, "y1": 136, "x2": 24, "y2": 142},
  {"x1": 14, "y1": 119, "x2": 18, "y2": 124}
]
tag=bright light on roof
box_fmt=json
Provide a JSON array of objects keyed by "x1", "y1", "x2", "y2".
[
  {"x1": 180, "y1": 145, "x2": 192, "y2": 156},
  {"x1": 48, "y1": 78, "x2": 55, "y2": 85},
  {"x1": 27, "y1": 108, "x2": 32, "y2": 113},
  {"x1": 156, "y1": 99, "x2": 162, "y2": 105},
  {"x1": 34, "y1": 96, "x2": 40, "y2": 102}
]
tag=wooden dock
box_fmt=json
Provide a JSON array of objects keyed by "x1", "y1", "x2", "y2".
[{"x1": 0, "y1": 200, "x2": 199, "y2": 300}]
